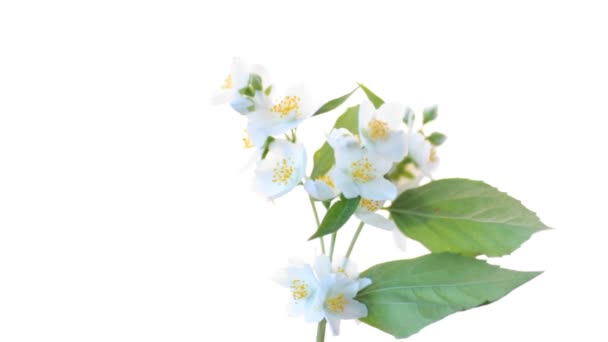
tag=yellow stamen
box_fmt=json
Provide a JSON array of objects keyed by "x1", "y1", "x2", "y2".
[
  {"x1": 272, "y1": 158, "x2": 295, "y2": 185},
  {"x1": 242, "y1": 130, "x2": 254, "y2": 149},
  {"x1": 326, "y1": 294, "x2": 348, "y2": 313},
  {"x1": 351, "y1": 158, "x2": 375, "y2": 183},
  {"x1": 367, "y1": 118, "x2": 389, "y2": 140},
  {"x1": 222, "y1": 74, "x2": 233, "y2": 89},
  {"x1": 360, "y1": 198, "x2": 382, "y2": 212},
  {"x1": 429, "y1": 148, "x2": 438, "y2": 163},
  {"x1": 290, "y1": 280, "x2": 308, "y2": 300},
  {"x1": 319, "y1": 175, "x2": 336, "y2": 189},
  {"x1": 271, "y1": 96, "x2": 301, "y2": 118}
]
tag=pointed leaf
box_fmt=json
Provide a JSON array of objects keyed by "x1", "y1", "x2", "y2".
[
  {"x1": 423, "y1": 105, "x2": 438, "y2": 124},
  {"x1": 428, "y1": 132, "x2": 447, "y2": 146},
  {"x1": 313, "y1": 87, "x2": 359, "y2": 116},
  {"x1": 309, "y1": 197, "x2": 360, "y2": 240},
  {"x1": 358, "y1": 83, "x2": 384, "y2": 109},
  {"x1": 356, "y1": 253, "x2": 541, "y2": 339},
  {"x1": 389, "y1": 178, "x2": 549, "y2": 257}
]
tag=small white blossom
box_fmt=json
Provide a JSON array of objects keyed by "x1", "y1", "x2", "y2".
[
  {"x1": 358, "y1": 100, "x2": 408, "y2": 162},
  {"x1": 355, "y1": 199, "x2": 396, "y2": 231},
  {"x1": 276, "y1": 260, "x2": 324, "y2": 323},
  {"x1": 304, "y1": 172, "x2": 341, "y2": 201},
  {"x1": 328, "y1": 129, "x2": 397, "y2": 201},
  {"x1": 408, "y1": 131, "x2": 440, "y2": 177},
  {"x1": 247, "y1": 85, "x2": 313, "y2": 147},
  {"x1": 211, "y1": 57, "x2": 270, "y2": 114},
  {"x1": 254, "y1": 139, "x2": 306, "y2": 200}
]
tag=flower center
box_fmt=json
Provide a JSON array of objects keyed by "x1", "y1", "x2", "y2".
[
  {"x1": 360, "y1": 198, "x2": 382, "y2": 212},
  {"x1": 326, "y1": 294, "x2": 348, "y2": 313},
  {"x1": 222, "y1": 74, "x2": 233, "y2": 89},
  {"x1": 242, "y1": 130, "x2": 253, "y2": 149},
  {"x1": 351, "y1": 158, "x2": 376, "y2": 183},
  {"x1": 272, "y1": 158, "x2": 295, "y2": 185},
  {"x1": 271, "y1": 96, "x2": 301, "y2": 118},
  {"x1": 429, "y1": 148, "x2": 438, "y2": 163},
  {"x1": 319, "y1": 175, "x2": 336, "y2": 189},
  {"x1": 290, "y1": 279, "x2": 308, "y2": 300},
  {"x1": 367, "y1": 118, "x2": 389, "y2": 140}
]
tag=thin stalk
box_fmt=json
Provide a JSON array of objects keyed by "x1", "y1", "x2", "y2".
[
  {"x1": 309, "y1": 197, "x2": 326, "y2": 254},
  {"x1": 344, "y1": 221, "x2": 365, "y2": 263},
  {"x1": 329, "y1": 232, "x2": 337, "y2": 262},
  {"x1": 316, "y1": 320, "x2": 327, "y2": 342}
]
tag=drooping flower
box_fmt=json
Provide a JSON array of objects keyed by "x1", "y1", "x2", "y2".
[
  {"x1": 358, "y1": 100, "x2": 409, "y2": 162},
  {"x1": 277, "y1": 256, "x2": 372, "y2": 335},
  {"x1": 355, "y1": 198, "x2": 397, "y2": 230},
  {"x1": 211, "y1": 57, "x2": 271, "y2": 114},
  {"x1": 246, "y1": 85, "x2": 313, "y2": 147},
  {"x1": 304, "y1": 172, "x2": 341, "y2": 201},
  {"x1": 328, "y1": 129, "x2": 397, "y2": 201},
  {"x1": 254, "y1": 139, "x2": 306, "y2": 200},
  {"x1": 408, "y1": 131, "x2": 440, "y2": 177},
  {"x1": 276, "y1": 260, "x2": 325, "y2": 323}
]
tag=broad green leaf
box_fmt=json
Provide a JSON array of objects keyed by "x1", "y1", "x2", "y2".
[
  {"x1": 309, "y1": 197, "x2": 360, "y2": 240},
  {"x1": 313, "y1": 87, "x2": 359, "y2": 116},
  {"x1": 389, "y1": 178, "x2": 549, "y2": 257},
  {"x1": 310, "y1": 142, "x2": 335, "y2": 179},
  {"x1": 309, "y1": 105, "x2": 359, "y2": 179},
  {"x1": 423, "y1": 105, "x2": 438, "y2": 124},
  {"x1": 358, "y1": 83, "x2": 384, "y2": 109},
  {"x1": 428, "y1": 132, "x2": 447, "y2": 146},
  {"x1": 356, "y1": 253, "x2": 541, "y2": 339}
]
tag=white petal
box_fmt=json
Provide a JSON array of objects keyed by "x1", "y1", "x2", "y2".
[
  {"x1": 360, "y1": 177, "x2": 397, "y2": 201},
  {"x1": 304, "y1": 179, "x2": 339, "y2": 201},
  {"x1": 357, "y1": 100, "x2": 374, "y2": 133},
  {"x1": 356, "y1": 211, "x2": 396, "y2": 230},
  {"x1": 254, "y1": 140, "x2": 306, "y2": 200},
  {"x1": 376, "y1": 102, "x2": 405, "y2": 127},
  {"x1": 357, "y1": 277, "x2": 372, "y2": 291},
  {"x1": 408, "y1": 132, "x2": 431, "y2": 167},
  {"x1": 230, "y1": 96, "x2": 253, "y2": 115},
  {"x1": 392, "y1": 228, "x2": 408, "y2": 251},
  {"x1": 325, "y1": 314, "x2": 342, "y2": 336},
  {"x1": 340, "y1": 299, "x2": 368, "y2": 320},
  {"x1": 332, "y1": 171, "x2": 360, "y2": 199},
  {"x1": 314, "y1": 255, "x2": 332, "y2": 279},
  {"x1": 230, "y1": 57, "x2": 250, "y2": 89},
  {"x1": 370, "y1": 130, "x2": 408, "y2": 162}
]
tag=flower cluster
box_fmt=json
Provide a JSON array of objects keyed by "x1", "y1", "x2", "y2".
[
  {"x1": 276, "y1": 256, "x2": 371, "y2": 336},
  {"x1": 213, "y1": 57, "x2": 447, "y2": 336}
]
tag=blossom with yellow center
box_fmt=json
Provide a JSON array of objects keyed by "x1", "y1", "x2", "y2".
[
  {"x1": 355, "y1": 198, "x2": 397, "y2": 231},
  {"x1": 328, "y1": 128, "x2": 397, "y2": 201},
  {"x1": 254, "y1": 139, "x2": 306, "y2": 201},
  {"x1": 304, "y1": 171, "x2": 341, "y2": 201},
  {"x1": 247, "y1": 85, "x2": 313, "y2": 147},
  {"x1": 359, "y1": 100, "x2": 409, "y2": 162}
]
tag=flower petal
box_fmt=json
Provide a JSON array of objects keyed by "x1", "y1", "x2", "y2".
[
  {"x1": 359, "y1": 177, "x2": 397, "y2": 201},
  {"x1": 355, "y1": 211, "x2": 396, "y2": 230},
  {"x1": 392, "y1": 228, "x2": 408, "y2": 251},
  {"x1": 254, "y1": 139, "x2": 306, "y2": 200}
]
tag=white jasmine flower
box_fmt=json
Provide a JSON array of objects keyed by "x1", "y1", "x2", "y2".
[
  {"x1": 355, "y1": 199, "x2": 396, "y2": 231},
  {"x1": 408, "y1": 131, "x2": 440, "y2": 177},
  {"x1": 276, "y1": 261, "x2": 325, "y2": 323},
  {"x1": 358, "y1": 100, "x2": 408, "y2": 162},
  {"x1": 247, "y1": 85, "x2": 313, "y2": 147},
  {"x1": 211, "y1": 57, "x2": 270, "y2": 114},
  {"x1": 393, "y1": 162, "x2": 425, "y2": 193},
  {"x1": 304, "y1": 172, "x2": 340, "y2": 201},
  {"x1": 328, "y1": 129, "x2": 397, "y2": 201},
  {"x1": 254, "y1": 139, "x2": 306, "y2": 200},
  {"x1": 320, "y1": 271, "x2": 372, "y2": 336}
]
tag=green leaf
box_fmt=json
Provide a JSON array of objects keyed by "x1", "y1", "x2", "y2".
[
  {"x1": 389, "y1": 178, "x2": 549, "y2": 257},
  {"x1": 309, "y1": 105, "x2": 359, "y2": 179},
  {"x1": 250, "y1": 73, "x2": 263, "y2": 91},
  {"x1": 428, "y1": 132, "x2": 447, "y2": 146},
  {"x1": 356, "y1": 253, "x2": 541, "y2": 339},
  {"x1": 423, "y1": 105, "x2": 438, "y2": 124},
  {"x1": 260, "y1": 136, "x2": 275, "y2": 159},
  {"x1": 313, "y1": 86, "x2": 359, "y2": 116},
  {"x1": 334, "y1": 105, "x2": 359, "y2": 133},
  {"x1": 309, "y1": 197, "x2": 360, "y2": 240},
  {"x1": 358, "y1": 83, "x2": 384, "y2": 109},
  {"x1": 264, "y1": 85, "x2": 272, "y2": 96},
  {"x1": 310, "y1": 142, "x2": 335, "y2": 179}
]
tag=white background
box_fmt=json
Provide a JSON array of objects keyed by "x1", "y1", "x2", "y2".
[{"x1": 1, "y1": 1, "x2": 607, "y2": 341}]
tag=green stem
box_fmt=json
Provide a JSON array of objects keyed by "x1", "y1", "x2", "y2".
[
  {"x1": 329, "y1": 232, "x2": 337, "y2": 262},
  {"x1": 344, "y1": 221, "x2": 365, "y2": 263},
  {"x1": 316, "y1": 319, "x2": 327, "y2": 342},
  {"x1": 309, "y1": 197, "x2": 326, "y2": 254}
]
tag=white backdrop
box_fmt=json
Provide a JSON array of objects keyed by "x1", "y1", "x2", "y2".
[{"x1": 1, "y1": 1, "x2": 607, "y2": 341}]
